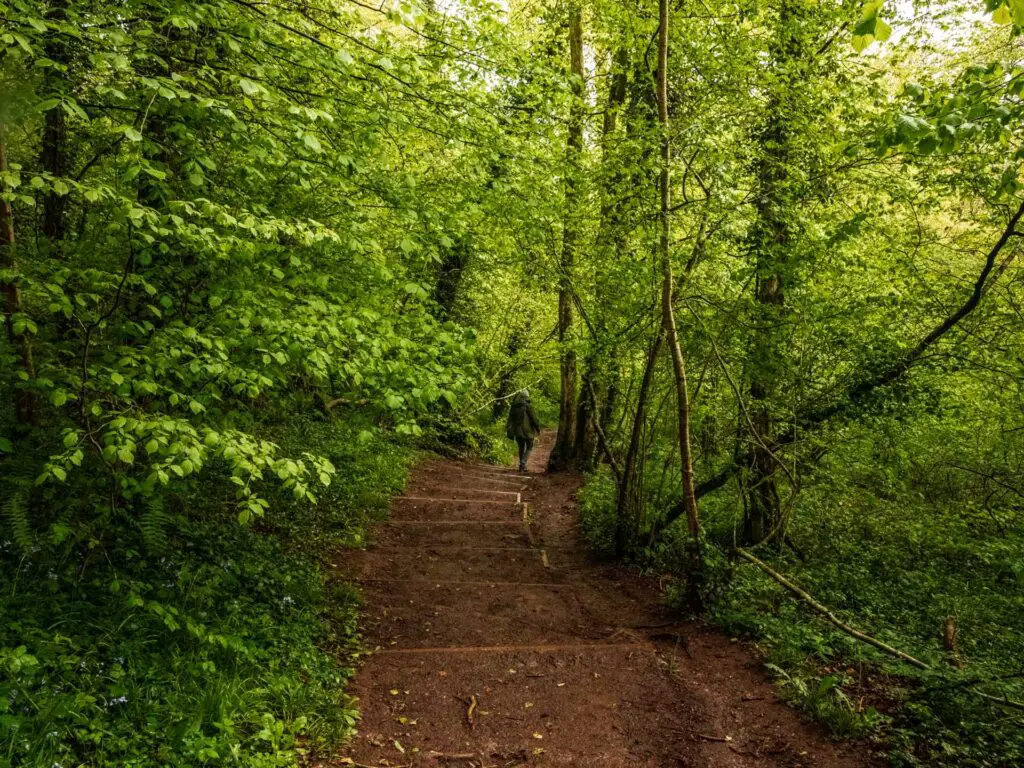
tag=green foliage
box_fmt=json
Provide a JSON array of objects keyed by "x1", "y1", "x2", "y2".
[
  {"x1": 2, "y1": 486, "x2": 31, "y2": 553},
  {"x1": 0, "y1": 418, "x2": 410, "y2": 768},
  {"x1": 0, "y1": 0, "x2": 530, "y2": 762},
  {"x1": 139, "y1": 498, "x2": 171, "y2": 554},
  {"x1": 687, "y1": 412, "x2": 1024, "y2": 764},
  {"x1": 5, "y1": 0, "x2": 1024, "y2": 765},
  {"x1": 577, "y1": 469, "x2": 617, "y2": 557}
]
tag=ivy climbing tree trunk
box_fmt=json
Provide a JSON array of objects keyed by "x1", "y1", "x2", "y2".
[
  {"x1": 656, "y1": 0, "x2": 702, "y2": 604},
  {"x1": 743, "y1": 102, "x2": 789, "y2": 543},
  {"x1": 741, "y1": 0, "x2": 809, "y2": 543},
  {"x1": 0, "y1": 131, "x2": 39, "y2": 426},
  {"x1": 548, "y1": 2, "x2": 584, "y2": 472}
]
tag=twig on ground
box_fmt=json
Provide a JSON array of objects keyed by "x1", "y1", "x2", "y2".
[
  {"x1": 427, "y1": 752, "x2": 477, "y2": 762},
  {"x1": 673, "y1": 729, "x2": 732, "y2": 742},
  {"x1": 453, "y1": 694, "x2": 478, "y2": 729}
]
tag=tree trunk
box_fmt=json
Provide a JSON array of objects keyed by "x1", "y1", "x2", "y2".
[
  {"x1": 741, "y1": 1, "x2": 803, "y2": 543},
  {"x1": 1, "y1": 133, "x2": 40, "y2": 426},
  {"x1": 656, "y1": 0, "x2": 702, "y2": 605},
  {"x1": 548, "y1": 3, "x2": 584, "y2": 471},
  {"x1": 432, "y1": 235, "x2": 470, "y2": 319},
  {"x1": 744, "y1": 257, "x2": 785, "y2": 542},
  {"x1": 492, "y1": 326, "x2": 525, "y2": 421},
  {"x1": 572, "y1": 45, "x2": 630, "y2": 470},
  {"x1": 615, "y1": 328, "x2": 662, "y2": 556},
  {"x1": 572, "y1": 358, "x2": 596, "y2": 467},
  {"x1": 41, "y1": 0, "x2": 69, "y2": 250}
]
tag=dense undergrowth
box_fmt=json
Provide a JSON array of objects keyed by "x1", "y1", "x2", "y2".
[
  {"x1": 1, "y1": 412, "x2": 413, "y2": 768},
  {"x1": 579, "y1": 428, "x2": 1024, "y2": 768}
]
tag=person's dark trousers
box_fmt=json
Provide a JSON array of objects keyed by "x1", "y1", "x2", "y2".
[{"x1": 515, "y1": 436, "x2": 534, "y2": 471}]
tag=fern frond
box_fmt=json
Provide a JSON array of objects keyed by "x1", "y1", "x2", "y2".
[
  {"x1": 2, "y1": 489, "x2": 33, "y2": 553},
  {"x1": 140, "y1": 498, "x2": 171, "y2": 554}
]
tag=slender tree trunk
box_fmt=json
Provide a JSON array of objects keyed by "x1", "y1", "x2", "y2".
[
  {"x1": 492, "y1": 326, "x2": 525, "y2": 421},
  {"x1": 1, "y1": 133, "x2": 40, "y2": 426},
  {"x1": 615, "y1": 329, "x2": 662, "y2": 556},
  {"x1": 41, "y1": 0, "x2": 69, "y2": 250},
  {"x1": 744, "y1": 222, "x2": 785, "y2": 542},
  {"x1": 573, "y1": 46, "x2": 630, "y2": 469},
  {"x1": 549, "y1": 3, "x2": 584, "y2": 471},
  {"x1": 572, "y1": 359, "x2": 596, "y2": 466},
  {"x1": 656, "y1": 0, "x2": 702, "y2": 603}
]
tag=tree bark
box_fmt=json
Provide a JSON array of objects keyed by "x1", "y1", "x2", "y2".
[
  {"x1": 656, "y1": 0, "x2": 702, "y2": 604},
  {"x1": 432, "y1": 235, "x2": 470, "y2": 319},
  {"x1": 548, "y1": 3, "x2": 584, "y2": 471},
  {"x1": 572, "y1": 359, "x2": 596, "y2": 466},
  {"x1": 1, "y1": 133, "x2": 40, "y2": 426},
  {"x1": 41, "y1": 0, "x2": 70, "y2": 250},
  {"x1": 741, "y1": 0, "x2": 804, "y2": 544},
  {"x1": 572, "y1": 45, "x2": 630, "y2": 470},
  {"x1": 615, "y1": 328, "x2": 662, "y2": 556}
]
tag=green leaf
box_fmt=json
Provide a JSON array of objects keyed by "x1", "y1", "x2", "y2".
[
  {"x1": 239, "y1": 78, "x2": 261, "y2": 96},
  {"x1": 1012, "y1": 0, "x2": 1024, "y2": 24},
  {"x1": 303, "y1": 133, "x2": 323, "y2": 153}
]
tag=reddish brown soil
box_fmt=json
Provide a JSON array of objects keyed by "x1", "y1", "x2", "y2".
[{"x1": 327, "y1": 432, "x2": 878, "y2": 768}]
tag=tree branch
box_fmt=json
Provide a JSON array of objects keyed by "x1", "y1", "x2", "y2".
[{"x1": 660, "y1": 199, "x2": 1024, "y2": 527}]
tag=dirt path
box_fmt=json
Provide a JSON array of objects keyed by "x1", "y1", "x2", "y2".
[{"x1": 331, "y1": 432, "x2": 876, "y2": 767}]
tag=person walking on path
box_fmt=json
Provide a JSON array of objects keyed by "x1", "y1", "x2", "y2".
[{"x1": 506, "y1": 390, "x2": 541, "y2": 472}]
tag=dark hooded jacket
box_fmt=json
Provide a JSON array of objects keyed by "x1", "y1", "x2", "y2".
[{"x1": 506, "y1": 393, "x2": 541, "y2": 440}]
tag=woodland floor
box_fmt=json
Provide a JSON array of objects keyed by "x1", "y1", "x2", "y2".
[{"x1": 327, "y1": 432, "x2": 879, "y2": 767}]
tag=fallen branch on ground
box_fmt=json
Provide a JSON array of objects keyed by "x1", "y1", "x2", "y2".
[
  {"x1": 735, "y1": 548, "x2": 930, "y2": 670},
  {"x1": 735, "y1": 548, "x2": 1024, "y2": 712}
]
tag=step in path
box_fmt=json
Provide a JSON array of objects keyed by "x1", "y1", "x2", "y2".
[{"x1": 330, "y1": 432, "x2": 876, "y2": 768}]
